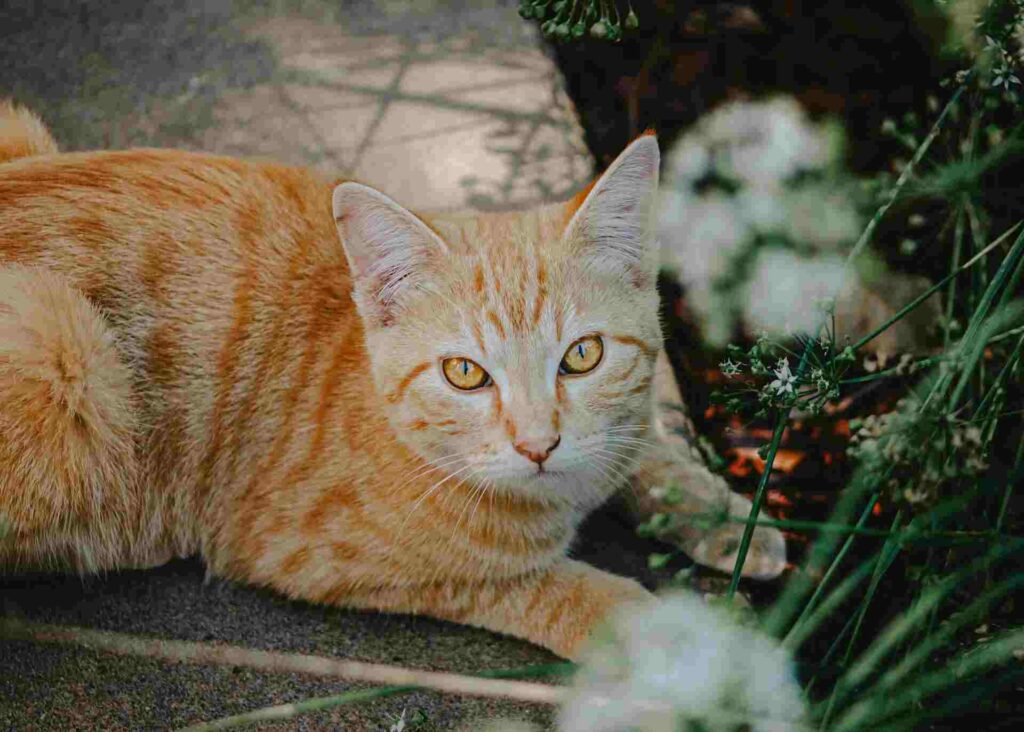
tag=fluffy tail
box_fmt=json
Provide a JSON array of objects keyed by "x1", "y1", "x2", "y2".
[
  {"x1": 0, "y1": 99, "x2": 58, "y2": 163},
  {"x1": 0, "y1": 265, "x2": 140, "y2": 571}
]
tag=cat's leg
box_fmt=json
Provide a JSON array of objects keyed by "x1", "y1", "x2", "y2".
[
  {"x1": 310, "y1": 559, "x2": 651, "y2": 660},
  {"x1": 625, "y1": 351, "x2": 787, "y2": 579},
  {"x1": 220, "y1": 498, "x2": 650, "y2": 658},
  {"x1": 0, "y1": 265, "x2": 140, "y2": 571}
]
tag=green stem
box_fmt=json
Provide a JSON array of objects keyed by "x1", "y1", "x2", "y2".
[
  {"x1": 762, "y1": 469, "x2": 884, "y2": 639},
  {"x1": 177, "y1": 686, "x2": 418, "y2": 731},
  {"x1": 843, "y1": 84, "x2": 966, "y2": 270},
  {"x1": 781, "y1": 494, "x2": 880, "y2": 644},
  {"x1": 830, "y1": 629, "x2": 1024, "y2": 732},
  {"x1": 177, "y1": 662, "x2": 572, "y2": 731},
  {"x1": 674, "y1": 510, "x2": 1002, "y2": 541},
  {"x1": 864, "y1": 574, "x2": 1024, "y2": 700},
  {"x1": 944, "y1": 200, "x2": 966, "y2": 350},
  {"x1": 840, "y1": 511, "x2": 905, "y2": 673},
  {"x1": 783, "y1": 554, "x2": 878, "y2": 652},
  {"x1": 849, "y1": 221, "x2": 1021, "y2": 353},
  {"x1": 804, "y1": 610, "x2": 859, "y2": 701},
  {"x1": 821, "y1": 538, "x2": 1024, "y2": 727},
  {"x1": 819, "y1": 510, "x2": 904, "y2": 730},
  {"x1": 965, "y1": 197, "x2": 989, "y2": 322},
  {"x1": 839, "y1": 357, "x2": 941, "y2": 384},
  {"x1": 727, "y1": 414, "x2": 787, "y2": 598},
  {"x1": 988, "y1": 323, "x2": 1024, "y2": 343},
  {"x1": 996, "y1": 436, "x2": 1024, "y2": 535},
  {"x1": 950, "y1": 228, "x2": 1024, "y2": 406},
  {"x1": 973, "y1": 331, "x2": 1024, "y2": 417}
]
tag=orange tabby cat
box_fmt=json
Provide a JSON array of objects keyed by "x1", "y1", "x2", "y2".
[{"x1": 0, "y1": 101, "x2": 783, "y2": 658}]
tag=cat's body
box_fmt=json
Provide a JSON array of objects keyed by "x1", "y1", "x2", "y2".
[{"x1": 0, "y1": 102, "x2": 784, "y2": 658}]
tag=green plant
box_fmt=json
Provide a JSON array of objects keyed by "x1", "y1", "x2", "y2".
[
  {"x1": 518, "y1": 1, "x2": 640, "y2": 42},
  {"x1": 658, "y1": 3, "x2": 1024, "y2": 726}
]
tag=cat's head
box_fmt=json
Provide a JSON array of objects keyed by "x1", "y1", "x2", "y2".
[{"x1": 333, "y1": 136, "x2": 661, "y2": 509}]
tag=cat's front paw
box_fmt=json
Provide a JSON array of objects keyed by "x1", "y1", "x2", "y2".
[
  {"x1": 674, "y1": 510, "x2": 787, "y2": 580},
  {"x1": 543, "y1": 565, "x2": 655, "y2": 661},
  {"x1": 637, "y1": 470, "x2": 788, "y2": 580}
]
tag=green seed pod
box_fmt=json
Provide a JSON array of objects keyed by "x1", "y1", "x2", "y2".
[
  {"x1": 571, "y1": 21, "x2": 586, "y2": 38},
  {"x1": 541, "y1": 19, "x2": 556, "y2": 35},
  {"x1": 589, "y1": 20, "x2": 608, "y2": 38},
  {"x1": 554, "y1": 22, "x2": 570, "y2": 39},
  {"x1": 648, "y1": 552, "x2": 672, "y2": 570},
  {"x1": 553, "y1": 0, "x2": 567, "y2": 13},
  {"x1": 625, "y1": 9, "x2": 639, "y2": 29},
  {"x1": 608, "y1": 23, "x2": 623, "y2": 41},
  {"x1": 650, "y1": 512, "x2": 670, "y2": 529}
]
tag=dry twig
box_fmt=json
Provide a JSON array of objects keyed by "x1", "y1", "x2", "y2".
[{"x1": 0, "y1": 617, "x2": 566, "y2": 706}]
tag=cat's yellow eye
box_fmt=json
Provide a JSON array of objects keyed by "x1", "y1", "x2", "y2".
[
  {"x1": 560, "y1": 335, "x2": 603, "y2": 375},
  {"x1": 442, "y1": 357, "x2": 491, "y2": 390}
]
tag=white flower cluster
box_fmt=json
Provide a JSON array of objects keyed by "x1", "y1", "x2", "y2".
[
  {"x1": 559, "y1": 592, "x2": 807, "y2": 732},
  {"x1": 657, "y1": 97, "x2": 863, "y2": 346}
]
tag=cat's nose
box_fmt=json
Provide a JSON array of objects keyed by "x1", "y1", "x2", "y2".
[{"x1": 514, "y1": 435, "x2": 561, "y2": 465}]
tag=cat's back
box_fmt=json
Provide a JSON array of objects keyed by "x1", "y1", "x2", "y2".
[
  {"x1": 0, "y1": 148, "x2": 369, "y2": 565},
  {"x1": 0, "y1": 148, "x2": 340, "y2": 279},
  {"x1": 0, "y1": 148, "x2": 350, "y2": 359}
]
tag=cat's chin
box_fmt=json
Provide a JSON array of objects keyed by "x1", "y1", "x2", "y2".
[{"x1": 488, "y1": 468, "x2": 616, "y2": 509}]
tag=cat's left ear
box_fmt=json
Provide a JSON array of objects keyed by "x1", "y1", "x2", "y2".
[
  {"x1": 563, "y1": 134, "x2": 660, "y2": 286},
  {"x1": 333, "y1": 182, "x2": 448, "y2": 328}
]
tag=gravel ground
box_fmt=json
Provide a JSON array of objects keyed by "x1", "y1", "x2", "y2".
[{"x1": 0, "y1": 499, "x2": 678, "y2": 731}]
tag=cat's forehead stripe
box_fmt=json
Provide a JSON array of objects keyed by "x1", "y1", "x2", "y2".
[{"x1": 388, "y1": 361, "x2": 432, "y2": 404}]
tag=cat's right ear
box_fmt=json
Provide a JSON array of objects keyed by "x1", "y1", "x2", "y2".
[{"x1": 333, "y1": 182, "x2": 449, "y2": 328}]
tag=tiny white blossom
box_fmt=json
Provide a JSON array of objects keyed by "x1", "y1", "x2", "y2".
[{"x1": 770, "y1": 358, "x2": 797, "y2": 395}]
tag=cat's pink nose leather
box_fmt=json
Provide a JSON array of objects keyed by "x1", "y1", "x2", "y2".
[{"x1": 514, "y1": 435, "x2": 561, "y2": 465}]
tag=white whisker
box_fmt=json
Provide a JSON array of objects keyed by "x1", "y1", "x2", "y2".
[
  {"x1": 604, "y1": 424, "x2": 651, "y2": 434},
  {"x1": 397, "y1": 458, "x2": 480, "y2": 538},
  {"x1": 393, "y1": 452, "x2": 471, "y2": 494},
  {"x1": 466, "y1": 476, "x2": 493, "y2": 535},
  {"x1": 448, "y1": 467, "x2": 490, "y2": 545},
  {"x1": 590, "y1": 444, "x2": 651, "y2": 483}
]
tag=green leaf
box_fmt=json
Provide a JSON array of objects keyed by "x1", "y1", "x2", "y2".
[{"x1": 648, "y1": 552, "x2": 673, "y2": 569}]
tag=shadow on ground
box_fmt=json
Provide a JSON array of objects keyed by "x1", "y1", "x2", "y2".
[{"x1": 0, "y1": 0, "x2": 590, "y2": 211}]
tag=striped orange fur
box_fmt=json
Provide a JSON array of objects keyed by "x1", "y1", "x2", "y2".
[{"x1": 0, "y1": 101, "x2": 785, "y2": 659}]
